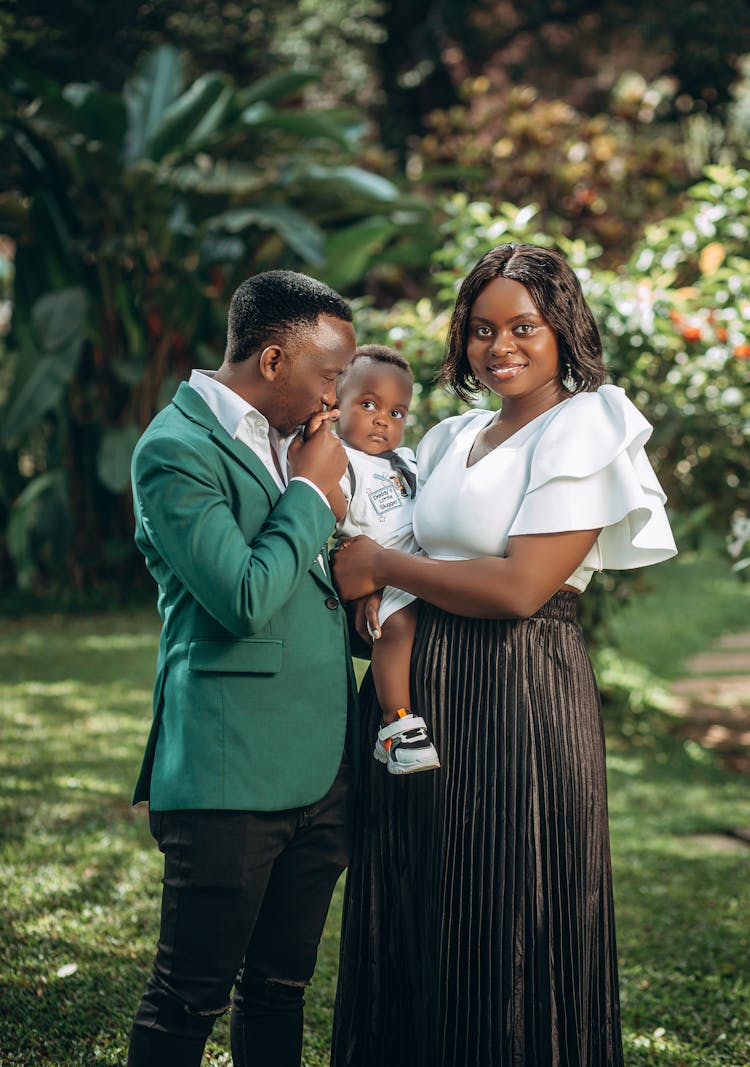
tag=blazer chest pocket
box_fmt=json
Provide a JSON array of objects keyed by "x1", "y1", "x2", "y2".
[{"x1": 188, "y1": 638, "x2": 283, "y2": 674}]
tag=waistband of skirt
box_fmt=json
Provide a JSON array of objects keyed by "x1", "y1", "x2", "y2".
[{"x1": 530, "y1": 590, "x2": 580, "y2": 622}]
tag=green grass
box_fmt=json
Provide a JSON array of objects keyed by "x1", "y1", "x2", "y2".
[
  {"x1": 1, "y1": 559, "x2": 749, "y2": 1065},
  {"x1": 607, "y1": 553, "x2": 750, "y2": 680}
]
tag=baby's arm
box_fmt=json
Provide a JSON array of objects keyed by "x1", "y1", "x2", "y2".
[{"x1": 328, "y1": 483, "x2": 348, "y2": 524}]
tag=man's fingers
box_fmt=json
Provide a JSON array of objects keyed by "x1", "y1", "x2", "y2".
[{"x1": 304, "y1": 409, "x2": 341, "y2": 439}]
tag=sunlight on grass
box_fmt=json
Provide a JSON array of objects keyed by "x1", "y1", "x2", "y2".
[
  {"x1": 1, "y1": 600, "x2": 749, "y2": 1066},
  {"x1": 609, "y1": 553, "x2": 750, "y2": 679}
]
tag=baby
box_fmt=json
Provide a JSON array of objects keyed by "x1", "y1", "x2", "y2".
[{"x1": 331, "y1": 345, "x2": 439, "y2": 775}]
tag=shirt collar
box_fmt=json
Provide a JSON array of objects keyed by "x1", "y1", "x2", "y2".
[{"x1": 188, "y1": 369, "x2": 270, "y2": 440}]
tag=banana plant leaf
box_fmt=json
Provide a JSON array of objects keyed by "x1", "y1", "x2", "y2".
[
  {"x1": 123, "y1": 45, "x2": 183, "y2": 163},
  {"x1": 208, "y1": 203, "x2": 326, "y2": 265},
  {"x1": 318, "y1": 216, "x2": 398, "y2": 290},
  {"x1": 97, "y1": 424, "x2": 142, "y2": 493},
  {"x1": 2, "y1": 288, "x2": 88, "y2": 443}
]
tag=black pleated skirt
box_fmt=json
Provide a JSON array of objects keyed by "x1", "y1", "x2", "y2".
[{"x1": 331, "y1": 592, "x2": 624, "y2": 1067}]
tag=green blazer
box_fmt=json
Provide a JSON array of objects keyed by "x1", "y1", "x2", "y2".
[{"x1": 131, "y1": 382, "x2": 358, "y2": 812}]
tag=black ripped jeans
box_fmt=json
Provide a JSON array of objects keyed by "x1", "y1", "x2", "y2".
[{"x1": 127, "y1": 758, "x2": 353, "y2": 1067}]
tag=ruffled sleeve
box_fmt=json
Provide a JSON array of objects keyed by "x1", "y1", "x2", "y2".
[{"x1": 508, "y1": 384, "x2": 677, "y2": 570}]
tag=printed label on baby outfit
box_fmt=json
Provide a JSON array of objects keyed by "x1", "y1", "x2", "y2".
[{"x1": 367, "y1": 474, "x2": 407, "y2": 521}]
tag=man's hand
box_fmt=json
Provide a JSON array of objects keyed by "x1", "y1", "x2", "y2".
[
  {"x1": 332, "y1": 535, "x2": 386, "y2": 601},
  {"x1": 287, "y1": 410, "x2": 347, "y2": 499}
]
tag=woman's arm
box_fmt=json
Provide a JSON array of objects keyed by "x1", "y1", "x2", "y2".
[{"x1": 333, "y1": 528, "x2": 601, "y2": 619}]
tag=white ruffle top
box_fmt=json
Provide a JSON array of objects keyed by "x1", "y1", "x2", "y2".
[{"x1": 412, "y1": 384, "x2": 677, "y2": 592}]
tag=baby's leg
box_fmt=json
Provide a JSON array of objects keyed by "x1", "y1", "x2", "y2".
[{"x1": 371, "y1": 602, "x2": 418, "y2": 724}]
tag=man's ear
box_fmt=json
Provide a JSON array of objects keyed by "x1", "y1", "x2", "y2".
[{"x1": 257, "y1": 344, "x2": 286, "y2": 383}]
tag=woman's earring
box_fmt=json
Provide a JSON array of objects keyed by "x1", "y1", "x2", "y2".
[{"x1": 562, "y1": 363, "x2": 575, "y2": 390}]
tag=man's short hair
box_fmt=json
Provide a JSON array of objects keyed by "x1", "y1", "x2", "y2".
[{"x1": 226, "y1": 270, "x2": 353, "y2": 363}]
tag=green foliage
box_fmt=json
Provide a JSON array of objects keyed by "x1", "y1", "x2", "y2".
[
  {"x1": 728, "y1": 512, "x2": 750, "y2": 579},
  {"x1": 358, "y1": 169, "x2": 750, "y2": 535},
  {"x1": 355, "y1": 173, "x2": 749, "y2": 661},
  {"x1": 1, "y1": 611, "x2": 749, "y2": 1064},
  {"x1": 594, "y1": 553, "x2": 750, "y2": 741},
  {"x1": 0, "y1": 46, "x2": 433, "y2": 598},
  {"x1": 412, "y1": 75, "x2": 694, "y2": 262},
  {"x1": 590, "y1": 164, "x2": 750, "y2": 535}
]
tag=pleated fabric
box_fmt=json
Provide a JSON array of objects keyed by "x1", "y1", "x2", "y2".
[{"x1": 331, "y1": 592, "x2": 624, "y2": 1067}]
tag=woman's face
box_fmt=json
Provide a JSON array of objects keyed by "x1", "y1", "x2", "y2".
[{"x1": 466, "y1": 277, "x2": 562, "y2": 402}]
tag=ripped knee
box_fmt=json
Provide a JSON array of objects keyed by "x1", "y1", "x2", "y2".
[
  {"x1": 235, "y1": 974, "x2": 308, "y2": 1009},
  {"x1": 184, "y1": 1000, "x2": 231, "y2": 1019},
  {"x1": 266, "y1": 976, "x2": 308, "y2": 989}
]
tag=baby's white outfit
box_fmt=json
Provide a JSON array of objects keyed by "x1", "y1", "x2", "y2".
[
  {"x1": 335, "y1": 444, "x2": 420, "y2": 626},
  {"x1": 413, "y1": 384, "x2": 677, "y2": 585}
]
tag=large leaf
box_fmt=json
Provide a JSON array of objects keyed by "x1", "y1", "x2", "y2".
[
  {"x1": 97, "y1": 424, "x2": 142, "y2": 493},
  {"x1": 185, "y1": 84, "x2": 236, "y2": 151},
  {"x1": 318, "y1": 217, "x2": 398, "y2": 290},
  {"x1": 61, "y1": 84, "x2": 127, "y2": 148},
  {"x1": 1, "y1": 342, "x2": 82, "y2": 443},
  {"x1": 6, "y1": 471, "x2": 71, "y2": 589},
  {"x1": 209, "y1": 203, "x2": 325, "y2": 264},
  {"x1": 147, "y1": 73, "x2": 229, "y2": 161},
  {"x1": 123, "y1": 45, "x2": 183, "y2": 163},
  {"x1": 2, "y1": 287, "x2": 88, "y2": 442},
  {"x1": 240, "y1": 106, "x2": 353, "y2": 150},
  {"x1": 238, "y1": 70, "x2": 320, "y2": 108},
  {"x1": 293, "y1": 164, "x2": 400, "y2": 207},
  {"x1": 31, "y1": 287, "x2": 87, "y2": 352},
  {"x1": 166, "y1": 161, "x2": 268, "y2": 197}
]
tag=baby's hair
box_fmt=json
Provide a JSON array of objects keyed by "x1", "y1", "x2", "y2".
[{"x1": 351, "y1": 344, "x2": 412, "y2": 377}]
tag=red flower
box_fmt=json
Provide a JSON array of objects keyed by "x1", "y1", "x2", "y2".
[
  {"x1": 733, "y1": 344, "x2": 750, "y2": 359},
  {"x1": 681, "y1": 326, "x2": 701, "y2": 342}
]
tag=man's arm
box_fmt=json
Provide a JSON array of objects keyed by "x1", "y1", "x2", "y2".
[{"x1": 133, "y1": 433, "x2": 336, "y2": 636}]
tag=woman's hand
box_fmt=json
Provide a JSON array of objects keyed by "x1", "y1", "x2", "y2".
[
  {"x1": 349, "y1": 591, "x2": 383, "y2": 646},
  {"x1": 332, "y1": 535, "x2": 386, "y2": 601}
]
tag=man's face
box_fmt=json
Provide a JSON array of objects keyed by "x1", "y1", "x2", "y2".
[{"x1": 267, "y1": 315, "x2": 356, "y2": 436}]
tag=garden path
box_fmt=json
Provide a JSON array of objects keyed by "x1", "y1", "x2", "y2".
[{"x1": 670, "y1": 629, "x2": 750, "y2": 778}]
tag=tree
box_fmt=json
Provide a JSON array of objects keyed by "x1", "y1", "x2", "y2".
[
  {"x1": 0, "y1": 46, "x2": 433, "y2": 599},
  {"x1": 368, "y1": 0, "x2": 750, "y2": 149}
]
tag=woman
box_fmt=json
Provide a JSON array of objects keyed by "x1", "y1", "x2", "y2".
[{"x1": 330, "y1": 244, "x2": 677, "y2": 1067}]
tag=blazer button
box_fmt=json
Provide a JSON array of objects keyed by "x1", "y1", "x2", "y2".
[{"x1": 325, "y1": 595, "x2": 339, "y2": 610}]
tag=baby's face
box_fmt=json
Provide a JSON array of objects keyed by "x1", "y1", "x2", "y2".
[{"x1": 336, "y1": 359, "x2": 412, "y2": 455}]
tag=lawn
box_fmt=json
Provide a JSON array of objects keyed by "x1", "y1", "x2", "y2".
[{"x1": 1, "y1": 554, "x2": 749, "y2": 1065}]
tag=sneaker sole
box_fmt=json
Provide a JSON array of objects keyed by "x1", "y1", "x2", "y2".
[{"x1": 373, "y1": 746, "x2": 441, "y2": 774}]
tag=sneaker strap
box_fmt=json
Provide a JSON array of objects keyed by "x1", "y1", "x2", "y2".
[{"x1": 377, "y1": 714, "x2": 428, "y2": 742}]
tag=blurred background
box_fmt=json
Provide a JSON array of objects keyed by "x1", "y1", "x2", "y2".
[
  {"x1": 1, "y1": 3, "x2": 749, "y2": 1065},
  {"x1": 1, "y1": 0, "x2": 749, "y2": 607}
]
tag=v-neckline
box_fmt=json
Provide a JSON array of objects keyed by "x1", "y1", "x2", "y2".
[{"x1": 464, "y1": 400, "x2": 569, "y2": 469}]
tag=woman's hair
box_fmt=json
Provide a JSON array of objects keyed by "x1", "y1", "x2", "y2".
[{"x1": 440, "y1": 244, "x2": 606, "y2": 401}]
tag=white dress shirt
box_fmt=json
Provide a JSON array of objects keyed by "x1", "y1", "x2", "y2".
[{"x1": 188, "y1": 369, "x2": 330, "y2": 507}]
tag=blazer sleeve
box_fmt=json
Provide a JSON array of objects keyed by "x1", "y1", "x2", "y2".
[{"x1": 132, "y1": 431, "x2": 336, "y2": 636}]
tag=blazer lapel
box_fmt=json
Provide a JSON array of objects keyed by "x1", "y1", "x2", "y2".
[
  {"x1": 170, "y1": 383, "x2": 337, "y2": 593},
  {"x1": 171, "y1": 382, "x2": 280, "y2": 507}
]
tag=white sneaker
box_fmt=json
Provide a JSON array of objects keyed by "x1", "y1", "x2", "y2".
[{"x1": 373, "y1": 711, "x2": 440, "y2": 775}]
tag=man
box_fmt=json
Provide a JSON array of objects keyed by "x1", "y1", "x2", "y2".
[{"x1": 127, "y1": 271, "x2": 358, "y2": 1067}]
